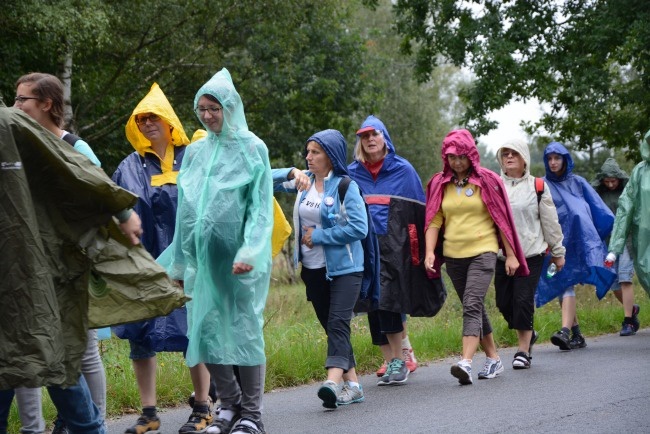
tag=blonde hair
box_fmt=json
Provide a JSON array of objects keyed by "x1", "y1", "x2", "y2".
[{"x1": 354, "y1": 130, "x2": 388, "y2": 163}]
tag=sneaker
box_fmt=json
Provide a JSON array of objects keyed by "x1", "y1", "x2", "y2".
[
  {"x1": 317, "y1": 380, "x2": 342, "y2": 409},
  {"x1": 450, "y1": 360, "x2": 473, "y2": 385},
  {"x1": 512, "y1": 351, "x2": 531, "y2": 369},
  {"x1": 632, "y1": 304, "x2": 641, "y2": 332},
  {"x1": 178, "y1": 408, "x2": 213, "y2": 433},
  {"x1": 125, "y1": 414, "x2": 161, "y2": 434},
  {"x1": 376, "y1": 360, "x2": 388, "y2": 377},
  {"x1": 403, "y1": 347, "x2": 418, "y2": 372},
  {"x1": 529, "y1": 330, "x2": 539, "y2": 357},
  {"x1": 551, "y1": 329, "x2": 571, "y2": 351},
  {"x1": 230, "y1": 418, "x2": 265, "y2": 434},
  {"x1": 478, "y1": 357, "x2": 504, "y2": 379},
  {"x1": 569, "y1": 333, "x2": 587, "y2": 349},
  {"x1": 387, "y1": 358, "x2": 409, "y2": 385},
  {"x1": 337, "y1": 382, "x2": 365, "y2": 405},
  {"x1": 52, "y1": 418, "x2": 70, "y2": 434},
  {"x1": 620, "y1": 322, "x2": 636, "y2": 336}
]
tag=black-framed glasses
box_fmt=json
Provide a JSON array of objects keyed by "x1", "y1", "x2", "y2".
[
  {"x1": 195, "y1": 106, "x2": 222, "y2": 116},
  {"x1": 135, "y1": 114, "x2": 161, "y2": 126},
  {"x1": 14, "y1": 96, "x2": 40, "y2": 104}
]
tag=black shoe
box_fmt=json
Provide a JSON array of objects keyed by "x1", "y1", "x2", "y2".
[
  {"x1": 551, "y1": 329, "x2": 571, "y2": 351},
  {"x1": 529, "y1": 330, "x2": 539, "y2": 357},
  {"x1": 632, "y1": 304, "x2": 641, "y2": 332},
  {"x1": 569, "y1": 333, "x2": 587, "y2": 349},
  {"x1": 230, "y1": 418, "x2": 265, "y2": 434}
]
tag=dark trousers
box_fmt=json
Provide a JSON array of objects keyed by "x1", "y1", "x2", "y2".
[
  {"x1": 301, "y1": 267, "x2": 361, "y2": 371},
  {"x1": 368, "y1": 310, "x2": 404, "y2": 346},
  {"x1": 495, "y1": 253, "x2": 545, "y2": 330},
  {"x1": 445, "y1": 252, "x2": 497, "y2": 338}
]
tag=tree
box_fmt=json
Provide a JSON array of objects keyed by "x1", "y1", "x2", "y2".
[
  {"x1": 391, "y1": 0, "x2": 650, "y2": 162},
  {"x1": 352, "y1": 0, "x2": 465, "y2": 184},
  {"x1": 0, "y1": 0, "x2": 368, "y2": 174}
]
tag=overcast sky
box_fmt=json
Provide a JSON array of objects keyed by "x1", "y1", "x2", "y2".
[{"x1": 477, "y1": 98, "x2": 545, "y2": 153}]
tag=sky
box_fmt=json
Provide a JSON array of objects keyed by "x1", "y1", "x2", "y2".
[{"x1": 477, "y1": 98, "x2": 545, "y2": 154}]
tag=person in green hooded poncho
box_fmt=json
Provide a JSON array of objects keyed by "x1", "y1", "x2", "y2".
[
  {"x1": 158, "y1": 68, "x2": 273, "y2": 434},
  {"x1": 592, "y1": 158, "x2": 640, "y2": 336},
  {"x1": 608, "y1": 131, "x2": 650, "y2": 319}
]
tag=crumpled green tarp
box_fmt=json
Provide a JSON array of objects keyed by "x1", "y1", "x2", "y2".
[{"x1": 0, "y1": 106, "x2": 186, "y2": 389}]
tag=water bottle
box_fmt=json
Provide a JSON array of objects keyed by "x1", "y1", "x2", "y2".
[
  {"x1": 327, "y1": 212, "x2": 347, "y2": 226},
  {"x1": 604, "y1": 252, "x2": 616, "y2": 268},
  {"x1": 546, "y1": 263, "x2": 557, "y2": 279}
]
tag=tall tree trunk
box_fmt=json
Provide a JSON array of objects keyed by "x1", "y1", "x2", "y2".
[{"x1": 61, "y1": 47, "x2": 74, "y2": 132}]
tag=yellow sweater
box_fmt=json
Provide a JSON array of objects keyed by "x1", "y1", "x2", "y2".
[{"x1": 430, "y1": 183, "x2": 498, "y2": 258}]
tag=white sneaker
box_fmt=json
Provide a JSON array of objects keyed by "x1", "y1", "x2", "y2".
[
  {"x1": 478, "y1": 357, "x2": 504, "y2": 379},
  {"x1": 450, "y1": 360, "x2": 473, "y2": 385}
]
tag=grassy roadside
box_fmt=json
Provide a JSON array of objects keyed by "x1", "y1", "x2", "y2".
[{"x1": 6, "y1": 274, "x2": 648, "y2": 431}]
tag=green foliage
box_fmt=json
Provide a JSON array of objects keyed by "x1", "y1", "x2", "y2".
[
  {"x1": 393, "y1": 0, "x2": 650, "y2": 162},
  {"x1": 0, "y1": 0, "x2": 369, "y2": 174}
]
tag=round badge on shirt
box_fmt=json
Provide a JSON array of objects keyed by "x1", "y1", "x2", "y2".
[
  {"x1": 465, "y1": 188, "x2": 474, "y2": 197},
  {"x1": 324, "y1": 196, "x2": 334, "y2": 206}
]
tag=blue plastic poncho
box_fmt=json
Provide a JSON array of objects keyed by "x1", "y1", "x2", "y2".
[
  {"x1": 609, "y1": 130, "x2": 650, "y2": 296},
  {"x1": 111, "y1": 83, "x2": 190, "y2": 352},
  {"x1": 157, "y1": 68, "x2": 273, "y2": 367},
  {"x1": 535, "y1": 142, "x2": 616, "y2": 307}
]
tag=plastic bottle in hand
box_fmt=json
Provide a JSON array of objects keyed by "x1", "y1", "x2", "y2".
[
  {"x1": 546, "y1": 263, "x2": 557, "y2": 279},
  {"x1": 604, "y1": 252, "x2": 616, "y2": 268}
]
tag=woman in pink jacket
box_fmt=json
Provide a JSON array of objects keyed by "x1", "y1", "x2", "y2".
[{"x1": 424, "y1": 129, "x2": 528, "y2": 385}]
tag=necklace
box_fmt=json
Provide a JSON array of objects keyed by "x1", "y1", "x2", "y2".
[{"x1": 452, "y1": 174, "x2": 469, "y2": 188}]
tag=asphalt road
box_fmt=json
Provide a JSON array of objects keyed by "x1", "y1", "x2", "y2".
[{"x1": 108, "y1": 329, "x2": 650, "y2": 433}]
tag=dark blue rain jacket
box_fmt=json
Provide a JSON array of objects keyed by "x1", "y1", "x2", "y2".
[
  {"x1": 535, "y1": 142, "x2": 616, "y2": 306},
  {"x1": 348, "y1": 116, "x2": 446, "y2": 317},
  {"x1": 111, "y1": 147, "x2": 189, "y2": 352}
]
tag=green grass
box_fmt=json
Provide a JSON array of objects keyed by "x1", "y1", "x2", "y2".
[{"x1": 6, "y1": 274, "x2": 648, "y2": 431}]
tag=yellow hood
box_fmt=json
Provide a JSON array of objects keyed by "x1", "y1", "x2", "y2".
[{"x1": 125, "y1": 83, "x2": 190, "y2": 155}]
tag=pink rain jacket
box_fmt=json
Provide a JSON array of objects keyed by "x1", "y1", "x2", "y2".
[{"x1": 425, "y1": 129, "x2": 529, "y2": 277}]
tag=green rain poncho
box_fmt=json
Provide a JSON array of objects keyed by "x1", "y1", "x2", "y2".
[
  {"x1": 157, "y1": 69, "x2": 273, "y2": 366},
  {"x1": 609, "y1": 130, "x2": 650, "y2": 296}
]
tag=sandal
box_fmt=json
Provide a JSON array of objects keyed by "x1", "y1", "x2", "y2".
[{"x1": 512, "y1": 351, "x2": 531, "y2": 369}]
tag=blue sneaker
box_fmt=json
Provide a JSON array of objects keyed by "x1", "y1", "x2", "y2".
[
  {"x1": 620, "y1": 322, "x2": 636, "y2": 336},
  {"x1": 337, "y1": 382, "x2": 364, "y2": 405}
]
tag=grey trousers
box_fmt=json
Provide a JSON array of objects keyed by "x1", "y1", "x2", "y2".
[
  {"x1": 16, "y1": 329, "x2": 106, "y2": 431},
  {"x1": 445, "y1": 252, "x2": 497, "y2": 338},
  {"x1": 206, "y1": 364, "x2": 265, "y2": 429}
]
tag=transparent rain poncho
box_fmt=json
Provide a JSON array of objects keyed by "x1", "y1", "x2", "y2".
[
  {"x1": 609, "y1": 130, "x2": 650, "y2": 296},
  {"x1": 157, "y1": 68, "x2": 273, "y2": 366}
]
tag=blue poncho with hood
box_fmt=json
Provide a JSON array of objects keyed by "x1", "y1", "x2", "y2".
[
  {"x1": 536, "y1": 142, "x2": 616, "y2": 306},
  {"x1": 609, "y1": 130, "x2": 650, "y2": 296},
  {"x1": 157, "y1": 69, "x2": 273, "y2": 366}
]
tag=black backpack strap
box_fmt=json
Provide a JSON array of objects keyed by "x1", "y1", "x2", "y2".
[
  {"x1": 338, "y1": 175, "x2": 351, "y2": 202},
  {"x1": 61, "y1": 132, "x2": 81, "y2": 147}
]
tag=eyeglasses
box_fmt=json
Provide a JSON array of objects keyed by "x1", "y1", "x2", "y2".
[
  {"x1": 14, "y1": 96, "x2": 40, "y2": 104},
  {"x1": 135, "y1": 114, "x2": 161, "y2": 126},
  {"x1": 195, "y1": 106, "x2": 222, "y2": 116},
  {"x1": 501, "y1": 150, "x2": 521, "y2": 158}
]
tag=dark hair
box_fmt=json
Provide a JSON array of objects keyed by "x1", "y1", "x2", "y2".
[
  {"x1": 201, "y1": 94, "x2": 222, "y2": 105},
  {"x1": 15, "y1": 73, "x2": 65, "y2": 128}
]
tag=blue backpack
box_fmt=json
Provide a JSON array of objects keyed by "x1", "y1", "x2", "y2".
[{"x1": 338, "y1": 176, "x2": 381, "y2": 312}]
